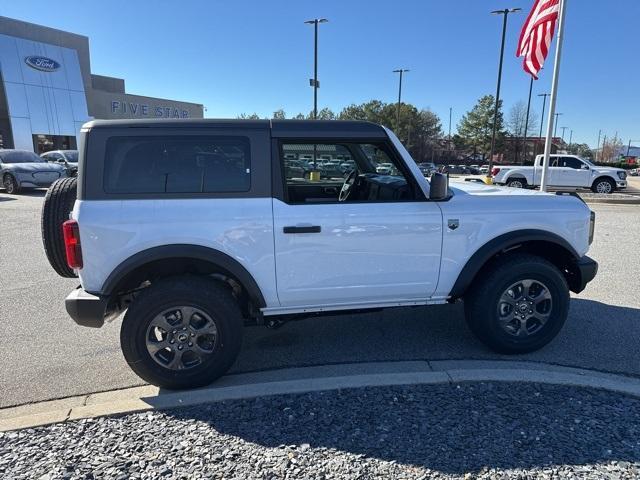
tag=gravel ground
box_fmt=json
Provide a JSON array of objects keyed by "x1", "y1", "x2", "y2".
[{"x1": 2, "y1": 382, "x2": 639, "y2": 479}]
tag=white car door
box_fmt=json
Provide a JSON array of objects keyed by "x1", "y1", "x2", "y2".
[
  {"x1": 272, "y1": 140, "x2": 443, "y2": 308},
  {"x1": 559, "y1": 157, "x2": 591, "y2": 187}
]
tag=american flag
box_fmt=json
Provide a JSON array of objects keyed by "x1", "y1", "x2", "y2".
[{"x1": 516, "y1": 0, "x2": 561, "y2": 78}]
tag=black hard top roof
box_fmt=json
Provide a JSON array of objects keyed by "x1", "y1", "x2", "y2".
[{"x1": 82, "y1": 119, "x2": 388, "y2": 139}]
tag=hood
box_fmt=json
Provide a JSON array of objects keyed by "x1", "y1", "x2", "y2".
[
  {"x1": 449, "y1": 179, "x2": 552, "y2": 197},
  {"x1": 593, "y1": 165, "x2": 626, "y2": 174},
  {"x1": 4, "y1": 162, "x2": 66, "y2": 173}
]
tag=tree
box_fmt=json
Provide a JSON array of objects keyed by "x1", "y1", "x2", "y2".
[
  {"x1": 457, "y1": 95, "x2": 505, "y2": 160},
  {"x1": 339, "y1": 100, "x2": 442, "y2": 162},
  {"x1": 507, "y1": 101, "x2": 538, "y2": 138},
  {"x1": 272, "y1": 109, "x2": 286, "y2": 119},
  {"x1": 237, "y1": 113, "x2": 261, "y2": 119},
  {"x1": 566, "y1": 143, "x2": 594, "y2": 160}
]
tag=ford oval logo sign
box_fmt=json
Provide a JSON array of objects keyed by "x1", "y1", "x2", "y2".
[{"x1": 24, "y1": 56, "x2": 61, "y2": 72}]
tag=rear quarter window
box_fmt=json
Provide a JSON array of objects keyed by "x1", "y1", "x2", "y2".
[{"x1": 103, "y1": 135, "x2": 251, "y2": 194}]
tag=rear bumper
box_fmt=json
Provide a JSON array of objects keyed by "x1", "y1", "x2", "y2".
[
  {"x1": 570, "y1": 256, "x2": 598, "y2": 293},
  {"x1": 65, "y1": 287, "x2": 112, "y2": 328}
]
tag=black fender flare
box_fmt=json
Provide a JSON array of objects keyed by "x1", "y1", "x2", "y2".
[
  {"x1": 98, "y1": 244, "x2": 266, "y2": 308},
  {"x1": 448, "y1": 229, "x2": 579, "y2": 299}
]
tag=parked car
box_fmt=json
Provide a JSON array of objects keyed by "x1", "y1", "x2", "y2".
[
  {"x1": 628, "y1": 168, "x2": 638, "y2": 177},
  {"x1": 479, "y1": 165, "x2": 490, "y2": 175},
  {"x1": 42, "y1": 119, "x2": 597, "y2": 389},
  {"x1": 492, "y1": 154, "x2": 627, "y2": 193},
  {"x1": 0, "y1": 149, "x2": 66, "y2": 194},
  {"x1": 339, "y1": 160, "x2": 356, "y2": 174},
  {"x1": 41, "y1": 150, "x2": 79, "y2": 177},
  {"x1": 416, "y1": 162, "x2": 437, "y2": 177},
  {"x1": 376, "y1": 162, "x2": 396, "y2": 175},
  {"x1": 319, "y1": 161, "x2": 344, "y2": 179}
]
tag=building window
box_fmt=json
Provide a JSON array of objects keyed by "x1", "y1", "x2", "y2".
[{"x1": 103, "y1": 135, "x2": 251, "y2": 194}]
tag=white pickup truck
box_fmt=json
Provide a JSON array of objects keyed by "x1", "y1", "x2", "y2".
[{"x1": 493, "y1": 154, "x2": 628, "y2": 194}]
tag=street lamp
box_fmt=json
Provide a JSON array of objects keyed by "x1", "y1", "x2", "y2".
[
  {"x1": 628, "y1": 139, "x2": 640, "y2": 157},
  {"x1": 553, "y1": 112, "x2": 563, "y2": 137},
  {"x1": 488, "y1": 8, "x2": 521, "y2": 180},
  {"x1": 304, "y1": 18, "x2": 328, "y2": 119},
  {"x1": 537, "y1": 93, "x2": 550, "y2": 155},
  {"x1": 521, "y1": 76, "x2": 534, "y2": 164},
  {"x1": 393, "y1": 69, "x2": 410, "y2": 132},
  {"x1": 560, "y1": 126, "x2": 568, "y2": 142},
  {"x1": 569, "y1": 129, "x2": 573, "y2": 146}
]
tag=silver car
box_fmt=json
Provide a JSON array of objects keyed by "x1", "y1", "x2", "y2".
[
  {"x1": 41, "y1": 150, "x2": 79, "y2": 177},
  {"x1": 0, "y1": 150, "x2": 67, "y2": 194}
]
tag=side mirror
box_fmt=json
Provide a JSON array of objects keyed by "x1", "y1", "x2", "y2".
[
  {"x1": 429, "y1": 172, "x2": 449, "y2": 201},
  {"x1": 581, "y1": 164, "x2": 589, "y2": 170}
]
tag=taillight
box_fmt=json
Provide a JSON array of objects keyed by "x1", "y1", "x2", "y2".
[
  {"x1": 62, "y1": 220, "x2": 83, "y2": 269},
  {"x1": 491, "y1": 167, "x2": 501, "y2": 176}
]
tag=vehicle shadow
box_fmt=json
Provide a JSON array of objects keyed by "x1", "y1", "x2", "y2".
[
  {"x1": 15, "y1": 189, "x2": 48, "y2": 197},
  {"x1": 153, "y1": 298, "x2": 640, "y2": 474},
  {"x1": 0, "y1": 195, "x2": 17, "y2": 202},
  {"x1": 232, "y1": 298, "x2": 640, "y2": 378}
]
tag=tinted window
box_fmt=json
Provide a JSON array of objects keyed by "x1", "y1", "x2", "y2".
[
  {"x1": 561, "y1": 157, "x2": 584, "y2": 169},
  {"x1": 104, "y1": 136, "x2": 251, "y2": 194},
  {"x1": 0, "y1": 151, "x2": 43, "y2": 163}
]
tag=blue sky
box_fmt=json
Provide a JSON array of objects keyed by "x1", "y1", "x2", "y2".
[{"x1": 2, "y1": 0, "x2": 638, "y2": 148}]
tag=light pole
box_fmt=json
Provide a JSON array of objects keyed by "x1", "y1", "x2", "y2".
[
  {"x1": 569, "y1": 129, "x2": 573, "y2": 146},
  {"x1": 521, "y1": 76, "x2": 534, "y2": 164},
  {"x1": 595, "y1": 129, "x2": 602, "y2": 162},
  {"x1": 560, "y1": 126, "x2": 568, "y2": 142},
  {"x1": 448, "y1": 107, "x2": 453, "y2": 160},
  {"x1": 393, "y1": 69, "x2": 409, "y2": 132},
  {"x1": 554, "y1": 112, "x2": 563, "y2": 137},
  {"x1": 304, "y1": 18, "x2": 328, "y2": 119},
  {"x1": 537, "y1": 93, "x2": 550, "y2": 155},
  {"x1": 488, "y1": 8, "x2": 521, "y2": 180},
  {"x1": 628, "y1": 139, "x2": 640, "y2": 157}
]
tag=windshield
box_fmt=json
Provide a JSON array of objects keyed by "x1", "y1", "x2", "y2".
[
  {"x1": 62, "y1": 151, "x2": 78, "y2": 162},
  {"x1": 0, "y1": 150, "x2": 44, "y2": 163}
]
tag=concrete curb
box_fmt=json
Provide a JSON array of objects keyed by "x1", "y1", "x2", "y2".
[
  {"x1": 582, "y1": 197, "x2": 640, "y2": 205},
  {"x1": 2, "y1": 360, "x2": 640, "y2": 432}
]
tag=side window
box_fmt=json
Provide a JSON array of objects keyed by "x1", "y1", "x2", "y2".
[
  {"x1": 103, "y1": 135, "x2": 250, "y2": 194},
  {"x1": 562, "y1": 157, "x2": 583, "y2": 169},
  {"x1": 279, "y1": 141, "x2": 416, "y2": 204}
]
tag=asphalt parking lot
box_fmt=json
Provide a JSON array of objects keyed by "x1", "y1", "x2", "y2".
[{"x1": 1, "y1": 190, "x2": 639, "y2": 408}]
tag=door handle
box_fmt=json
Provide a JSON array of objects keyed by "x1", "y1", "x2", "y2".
[{"x1": 283, "y1": 225, "x2": 322, "y2": 234}]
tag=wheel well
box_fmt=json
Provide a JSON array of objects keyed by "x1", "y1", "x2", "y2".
[
  {"x1": 506, "y1": 175, "x2": 527, "y2": 183},
  {"x1": 450, "y1": 235, "x2": 583, "y2": 299},
  {"x1": 105, "y1": 249, "x2": 266, "y2": 320},
  {"x1": 592, "y1": 176, "x2": 615, "y2": 186}
]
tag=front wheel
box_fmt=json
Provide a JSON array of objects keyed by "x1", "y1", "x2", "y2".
[
  {"x1": 3, "y1": 174, "x2": 20, "y2": 194},
  {"x1": 464, "y1": 254, "x2": 569, "y2": 354},
  {"x1": 120, "y1": 276, "x2": 243, "y2": 389},
  {"x1": 591, "y1": 177, "x2": 615, "y2": 194}
]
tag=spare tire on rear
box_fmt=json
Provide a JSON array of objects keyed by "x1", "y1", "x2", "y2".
[{"x1": 41, "y1": 177, "x2": 78, "y2": 278}]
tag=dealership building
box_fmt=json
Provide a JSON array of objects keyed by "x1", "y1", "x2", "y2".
[{"x1": 0, "y1": 16, "x2": 203, "y2": 153}]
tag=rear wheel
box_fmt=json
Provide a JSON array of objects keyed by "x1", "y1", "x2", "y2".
[
  {"x1": 2, "y1": 174, "x2": 19, "y2": 194},
  {"x1": 506, "y1": 177, "x2": 527, "y2": 188},
  {"x1": 41, "y1": 177, "x2": 78, "y2": 277},
  {"x1": 464, "y1": 254, "x2": 569, "y2": 354},
  {"x1": 591, "y1": 177, "x2": 615, "y2": 194},
  {"x1": 120, "y1": 276, "x2": 243, "y2": 389}
]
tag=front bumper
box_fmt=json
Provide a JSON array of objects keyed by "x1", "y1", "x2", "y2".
[
  {"x1": 65, "y1": 287, "x2": 113, "y2": 328},
  {"x1": 617, "y1": 180, "x2": 627, "y2": 189},
  {"x1": 569, "y1": 256, "x2": 598, "y2": 294}
]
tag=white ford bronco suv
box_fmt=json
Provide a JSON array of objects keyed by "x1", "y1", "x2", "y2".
[{"x1": 41, "y1": 119, "x2": 598, "y2": 389}]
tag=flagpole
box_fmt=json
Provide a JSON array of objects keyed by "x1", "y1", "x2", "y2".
[{"x1": 540, "y1": 0, "x2": 567, "y2": 192}]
